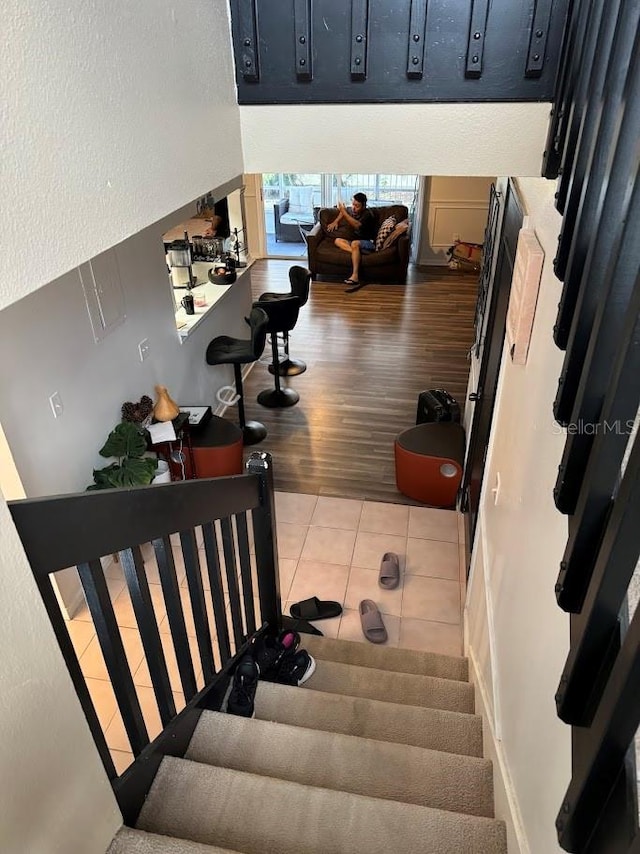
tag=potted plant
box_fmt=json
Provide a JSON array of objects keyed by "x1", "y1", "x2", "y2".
[{"x1": 88, "y1": 420, "x2": 159, "y2": 490}]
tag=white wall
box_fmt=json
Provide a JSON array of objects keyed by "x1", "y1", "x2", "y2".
[
  {"x1": 2, "y1": 0, "x2": 243, "y2": 309},
  {"x1": 1, "y1": 2, "x2": 244, "y2": 849},
  {"x1": 465, "y1": 177, "x2": 571, "y2": 854},
  {"x1": 240, "y1": 103, "x2": 551, "y2": 176},
  {"x1": 0, "y1": 492, "x2": 122, "y2": 853}
]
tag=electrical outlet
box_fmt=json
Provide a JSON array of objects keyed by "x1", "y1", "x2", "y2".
[
  {"x1": 49, "y1": 391, "x2": 64, "y2": 418},
  {"x1": 453, "y1": 232, "x2": 460, "y2": 243},
  {"x1": 138, "y1": 339, "x2": 150, "y2": 362}
]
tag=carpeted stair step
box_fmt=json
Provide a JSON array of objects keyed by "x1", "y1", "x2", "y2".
[
  {"x1": 108, "y1": 826, "x2": 242, "y2": 853},
  {"x1": 136, "y1": 758, "x2": 507, "y2": 854},
  {"x1": 187, "y1": 710, "x2": 495, "y2": 817},
  {"x1": 303, "y1": 634, "x2": 468, "y2": 681},
  {"x1": 254, "y1": 681, "x2": 483, "y2": 756},
  {"x1": 303, "y1": 658, "x2": 474, "y2": 713}
]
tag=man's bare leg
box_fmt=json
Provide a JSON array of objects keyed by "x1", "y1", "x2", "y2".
[{"x1": 350, "y1": 241, "x2": 362, "y2": 282}]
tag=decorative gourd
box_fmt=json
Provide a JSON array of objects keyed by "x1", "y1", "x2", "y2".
[{"x1": 153, "y1": 385, "x2": 180, "y2": 422}]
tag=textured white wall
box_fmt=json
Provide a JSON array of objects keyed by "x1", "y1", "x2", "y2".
[
  {"x1": 240, "y1": 103, "x2": 551, "y2": 176},
  {"x1": 2, "y1": 0, "x2": 243, "y2": 309},
  {"x1": 0, "y1": 493, "x2": 121, "y2": 852},
  {"x1": 1, "y1": 2, "x2": 244, "y2": 848},
  {"x1": 465, "y1": 176, "x2": 571, "y2": 853}
]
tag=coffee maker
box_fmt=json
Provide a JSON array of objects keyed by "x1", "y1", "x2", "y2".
[{"x1": 167, "y1": 232, "x2": 195, "y2": 288}]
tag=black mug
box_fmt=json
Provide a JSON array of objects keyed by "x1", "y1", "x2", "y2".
[{"x1": 181, "y1": 294, "x2": 195, "y2": 315}]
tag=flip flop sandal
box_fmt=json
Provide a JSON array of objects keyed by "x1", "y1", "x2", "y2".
[
  {"x1": 378, "y1": 552, "x2": 400, "y2": 590},
  {"x1": 359, "y1": 599, "x2": 388, "y2": 644},
  {"x1": 281, "y1": 614, "x2": 324, "y2": 637},
  {"x1": 290, "y1": 596, "x2": 343, "y2": 621}
]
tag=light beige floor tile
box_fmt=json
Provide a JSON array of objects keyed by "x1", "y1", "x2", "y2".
[
  {"x1": 110, "y1": 749, "x2": 134, "y2": 776},
  {"x1": 111, "y1": 582, "x2": 167, "y2": 631},
  {"x1": 288, "y1": 561, "x2": 350, "y2": 606},
  {"x1": 344, "y1": 566, "x2": 403, "y2": 617},
  {"x1": 408, "y1": 507, "x2": 459, "y2": 543},
  {"x1": 401, "y1": 575, "x2": 461, "y2": 624},
  {"x1": 105, "y1": 687, "x2": 185, "y2": 753},
  {"x1": 338, "y1": 608, "x2": 400, "y2": 648},
  {"x1": 66, "y1": 619, "x2": 96, "y2": 658},
  {"x1": 457, "y1": 511, "x2": 467, "y2": 547},
  {"x1": 103, "y1": 556, "x2": 124, "y2": 581},
  {"x1": 310, "y1": 497, "x2": 363, "y2": 530},
  {"x1": 80, "y1": 626, "x2": 145, "y2": 682},
  {"x1": 133, "y1": 632, "x2": 202, "y2": 694},
  {"x1": 283, "y1": 600, "x2": 341, "y2": 638},
  {"x1": 275, "y1": 491, "x2": 318, "y2": 525},
  {"x1": 300, "y1": 527, "x2": 356, "y2": 565},
  {"x1": 351, "y1": 531, "x2": 406, "y2": 571},
  {"x1": 158, "y1": 585, "x2": 216, "y2": 639},
  {"x1": 140, "y1": 543, "x2": 187, "y2": 587},
  {"x1": 278, "y1": 558, "x2": 297, "y2": 600},
  {"x1": 359, "y1": 501, "x2": 409, "y2": 536},
  {"x1": 399, "y1": 618, "x2": 463, "y2": 657},
  {"x1": 405, "y1": 538, "x2": 459, "y2": 581},
  {"x1": 86, "y1": 677, "x2": 119, "y2": 730},
  {"x1": 276, "y1": 522, "x2": 309, "y2": 560},
  {"x1": 72, "y1": 574, "x2": 126, "y2": 622}
]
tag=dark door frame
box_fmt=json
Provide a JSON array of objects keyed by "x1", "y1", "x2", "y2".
[{"x1": 461, "y1": 179, "x2": 524, "y2": 563}]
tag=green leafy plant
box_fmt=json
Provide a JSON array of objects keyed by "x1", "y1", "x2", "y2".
[{"x1": 88, "y1": 421, "x2": 158, "y2": 490}]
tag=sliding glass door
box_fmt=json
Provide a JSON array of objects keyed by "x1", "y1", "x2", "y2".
[{"x1": 262, "y1": 173, "x2": 418, "y2": 258}]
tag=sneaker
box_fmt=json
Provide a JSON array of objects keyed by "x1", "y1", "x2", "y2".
[
  {"x1": 249, "y1": 630, "x2": 300, "y2": 681},
  {"x1": 227, "y1": 655, "x2": 259, "y2": 718},
  {"x1": 275, "y1": 650, "x2": 316, "y2": 686}
]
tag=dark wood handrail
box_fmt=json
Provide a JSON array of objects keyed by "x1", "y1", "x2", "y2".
[{"x1": 8, "y1": 452, "x2": 282, "y2": 824}]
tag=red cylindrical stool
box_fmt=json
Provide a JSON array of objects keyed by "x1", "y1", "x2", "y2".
[
  {"x1": 394, "y1": 422, "x2": 465, "y2": 507},
  {"x1": 190, "y1": 415, "x2": 243, "y2": 478}
]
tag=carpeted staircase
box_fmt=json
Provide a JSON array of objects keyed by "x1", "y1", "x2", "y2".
[{"x1": 107, "y1": 635, "x2": 507, "y2": 854}]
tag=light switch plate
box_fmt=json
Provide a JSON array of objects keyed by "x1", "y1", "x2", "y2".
[{"x1": 138, "y1": 339, "x2": 150, "y2": 361}]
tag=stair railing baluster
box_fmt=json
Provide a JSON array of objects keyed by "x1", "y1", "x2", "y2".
[
  {"x1": 220, "y1": 515, "x2": 246, "y2": 650},
  {"x1": 180, "y1": 528, "x2": 216, "y2": 683},
  {"x1": 235, "y1": 510, "x2": 258, "y2": 636},
  {"x1": 247, "y1": 451, "x2": 282, "y2": 629},
  {"x1": 201, "y1": 521, "x2": 233, "y2": 665},
  {"x1": 78, "y1": 559, "x2": 149, "y2": 755},
  {"x1": 152, "y1": 535, "x2": 198, "y2": 701}
]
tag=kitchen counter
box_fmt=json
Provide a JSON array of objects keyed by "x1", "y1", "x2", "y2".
[{"x1": 174, "y1": 260, "x2": 252, "y2": 341}]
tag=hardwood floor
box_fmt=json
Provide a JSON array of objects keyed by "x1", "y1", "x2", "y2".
[{"x1": 230, "y1": 260, "x2": 478, "y2": 503}]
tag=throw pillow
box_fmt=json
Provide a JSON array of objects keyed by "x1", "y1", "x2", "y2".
[
  {"x1": 375, "y1": 216, "x2": 397, "y2": 252},
  {"x1": 382, "y1": 219, "x2": 410, "y2": 250}
]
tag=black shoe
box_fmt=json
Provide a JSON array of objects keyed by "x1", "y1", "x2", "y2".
[
  {"x1": 345, "y1": 281, "x2": 367, "y2": 293},
  {"x1": 227, "y1": 655, "x2": 259, "y2": 718},
  {"x1": 249, "y1": 629, "x2": 300, "y2": 681},
  {"x1": 275, "y1": 650, "x2": 316, "y2": 686}
]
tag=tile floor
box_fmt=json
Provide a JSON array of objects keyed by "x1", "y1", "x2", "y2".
[{"x1": 65, "y1": 492, "x2": 467, "y2": 774}]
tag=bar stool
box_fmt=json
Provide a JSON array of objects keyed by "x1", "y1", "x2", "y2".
[
  {"x1": 253, "y1": 296, "x2": 300, "y2": 408},
  {"x1": 205, "y1": 306, "x2": 269, "y2": 445},
  {"x1": 259, "y1": 265, "x2": 311, "y2": 377}
]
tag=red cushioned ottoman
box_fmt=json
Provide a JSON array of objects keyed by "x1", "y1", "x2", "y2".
[{"x1": 394, "y1": 422, "x2": 465, "y2": 507}]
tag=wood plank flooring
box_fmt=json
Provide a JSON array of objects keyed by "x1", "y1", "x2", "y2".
[{"x1": 230, "y1": 260, "x2": 478, "y2": 503}]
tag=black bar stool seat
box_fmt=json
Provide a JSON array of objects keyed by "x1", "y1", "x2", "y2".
[
  {"x1": 259, "y1": 265, "x2": 311, "y2": 377},
  {"x1": 206, "y1": 306, "x2": 269, "y2": 445},
  {"x1": 253, "y1": 296, "x2": 300, "y2": 408}
]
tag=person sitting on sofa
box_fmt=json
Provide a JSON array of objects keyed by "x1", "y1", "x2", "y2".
[{"x1": 326, "y1": 192, "x2": 378, "y2": 293}]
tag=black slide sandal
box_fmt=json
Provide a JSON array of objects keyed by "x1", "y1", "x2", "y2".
[{"x1": 290, "y1": 596, "x2": 343, "y2": 621}]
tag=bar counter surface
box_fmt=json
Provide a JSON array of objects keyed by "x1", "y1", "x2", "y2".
[{"x1": 174, "y1": 260, "x2": 253, "y2": 341}]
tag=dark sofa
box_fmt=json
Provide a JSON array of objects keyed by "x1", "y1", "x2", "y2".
[{"x1": 306, "y1": 204, "x2": 410, "y2": 283}]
